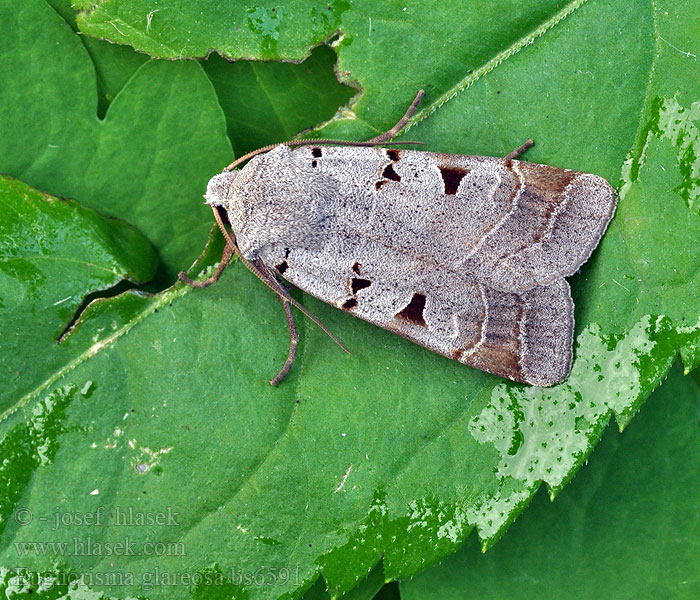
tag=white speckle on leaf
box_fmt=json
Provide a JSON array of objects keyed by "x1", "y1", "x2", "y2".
[
  {"x1": 146, "y1": 9, "x2": 159, "y2": 32},
  {"x1": 107, "y1": 20, "x2": 125, "y2": 36},
  {"x1": 104, "y1": 427, "x2": 123, "y2": 449},
  {"x1": 612, "y1": 278, "x2": 630, "y2": 292},
  {"x1": 90, "y1": 489, "x2": 99, "y2": 496},
  {"x1": 333, "y1": 464, "x2": 353, "y2": 493},
  {"x1": 132, "y1": 445, "x2": 173, "y2": 473},
  {"x1": 659, "y1": 35, "x2": 697, "y2": 58},
  {"x1": 436, "y1": 506, "x2": 467, "y2": 543}
]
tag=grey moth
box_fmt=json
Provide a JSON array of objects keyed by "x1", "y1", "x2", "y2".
[{"x1": 180, "y1": 91, "x2": 617, "y2": 387}]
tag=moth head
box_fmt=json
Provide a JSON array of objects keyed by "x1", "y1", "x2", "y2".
[
  {"x1": 203, "y1": 169, "x2": 249, "y2": 248},
  {"x1": 204, "y1": 171, "x2": 238, "y2": 208},
  {"x1": 206, "y1": 146, "x2": 334, "y2": 259}
]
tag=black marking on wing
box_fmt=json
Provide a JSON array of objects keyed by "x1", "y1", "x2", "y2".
[
  {"x1": 438, "y1": 166, "x2": 470, "y2": 195},
  {"x1": 396, "y1": 293, "x2": 427, "y2": 327}
]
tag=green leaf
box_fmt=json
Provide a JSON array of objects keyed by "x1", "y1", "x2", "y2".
[
  {"x1": 202, "y1": 45, "x2": 355, "y2": 157},
  {"x1": 2, "y1": 1, "x2": 700, "y2": 599},
  {"x1": 45, "y1": 0, "x2": 150, "y2": 118},
  {"x1": 681, "y1": 337, "x2": 700, "y2": 374},
  {"x1": 302, "y1": 562, "x2": 387, "y2": 600},
  {"x1": 399, "y1": 363, "x2": 700, "y2": 599},
  {"x1": 0, "y1": 0, "x2": 232, "y2": 285},
  {"x1": 0, "y1": 173, "x2": 157, "y2": 496},
  {"x1": 74, "y1": 0, "x2": 349, "y2": 60},
  {"x1": 0, "y1": 174, "x2": 157, "y2": 408}
]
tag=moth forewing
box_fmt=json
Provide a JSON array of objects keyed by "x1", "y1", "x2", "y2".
[{"x1": 192, "y1": 91, "x2": 616, "y2": 386}]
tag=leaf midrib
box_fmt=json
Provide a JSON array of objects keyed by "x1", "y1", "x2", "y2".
[
  {"x1": 0, "y1": 283, "x2": 190, "y2": 426},
  {"x1": 401, "y1": 0, "x2": 592, "y2": 135}
]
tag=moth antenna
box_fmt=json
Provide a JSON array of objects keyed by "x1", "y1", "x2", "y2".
[
  {"x1": 210, "y1": 207, "x2": 351, "y2": 354},
  {"x1": 285, "y1": 139, "x2": 426, "y2": 148},
  {"x1": 224, "y1": 140, "x2": 425, "y2": 171},
  {"x1": 225, "y1": 144, "x2": 284, "y2": 171},
  {"x1": 225, "y1": 90, "x2": 426, "y2": 172}
]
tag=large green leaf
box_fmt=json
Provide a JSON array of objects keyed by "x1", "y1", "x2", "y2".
[
  {"x1": 202, "y1": 46, "x2": 355, "y2": 158},
  {"x1": 0, "y1": 174, "x2": 157, "y2": 549},
  {"x1": 0, "y1": 0, "x2": 232, "y2": 285},
  {"x1": 74, "y1": 0, "x2": 349, "y2": 61},
  {"x1": 44, "y1": 0, "x2": 150, "y2": 119},
  {"x1": 1, "y1": 0, "x2": 700, "y2": 599},
  {"x1": 400, "y1": 363, "x2": 700, "y2": 599},
  {"x1": 0, "y1": 174, "x2": 157, "y2": 414}
]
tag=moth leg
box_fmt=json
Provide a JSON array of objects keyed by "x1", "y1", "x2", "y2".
[
  {"x1": 270, "y1": 298, "x2": 299, "y2": 387},
  {"x1": 504, "y1": 139, "x2": 534, "y2": 160},
  {"x1": 367, "y1": 89, "x2": 425, "y2": 144},
  {"x1": 252, "y1": 260, "x2": 301, "y2": 386},
  {"x1": 178, "y1": 242, "x2": 235, "y2": 288}
]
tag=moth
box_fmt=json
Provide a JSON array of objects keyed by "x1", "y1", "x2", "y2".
[{"x1": 180, "y1": 91, "x2": 616, "y2": 387}]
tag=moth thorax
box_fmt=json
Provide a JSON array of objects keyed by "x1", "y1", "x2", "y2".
[{"x1": 227, "y1": 147, "x2": 334, "y2": 259}]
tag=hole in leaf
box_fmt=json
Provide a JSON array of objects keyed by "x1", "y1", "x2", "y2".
[
  {"x1": 57, "y1": 279, "x2": 140, "y2": 344},
  {"x1": 342, "y1": 298, "x2": 358, "y2": 310},
  {"x1": 312, "y1": 147, "x2": 322, "y2": 157}
]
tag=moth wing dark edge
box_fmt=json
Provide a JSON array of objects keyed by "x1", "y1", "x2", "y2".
[
  {"x1": 268, "y1": 237, "x2": 573, "y2": 385},
  {"x1": 294, "y1": 146, "x2": 616, "y2": 295},
  {"x1": 383, "y1": 277, "x2": 573, "y2": 386},
  {"x1": 518, "y1": 278, "x2": 573, "y2": 386},
  {"x1": 458, "y1": 158, "x2": 617, "y2": 294}
]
